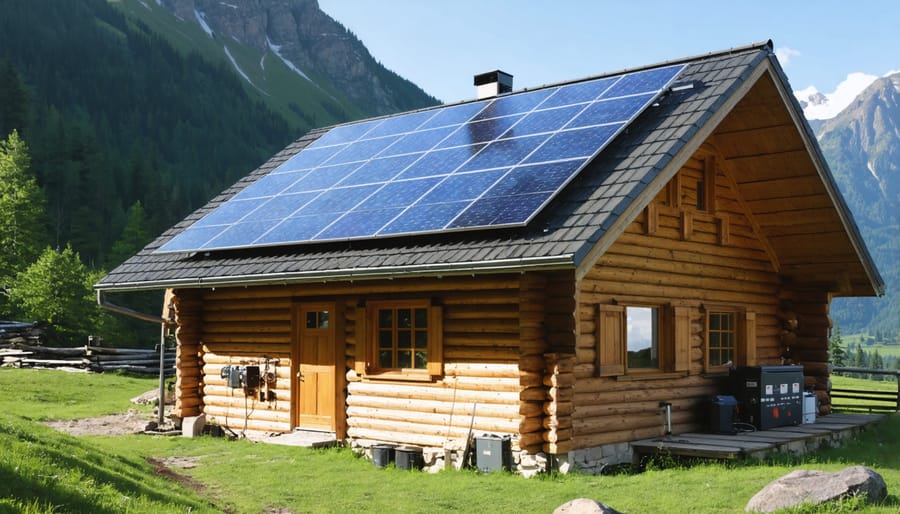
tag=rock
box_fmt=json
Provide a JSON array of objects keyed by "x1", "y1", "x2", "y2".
[
  {"x1": 745, "y1": 466, "x2": 887, "y2": 513},
  {"x1": 554, "y1": 498, "x2": 622, "y2": 514}
]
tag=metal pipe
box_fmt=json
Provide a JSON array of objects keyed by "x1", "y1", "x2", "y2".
[{"x1": 96, "y1": 290, "x2": 169, "y2": 426}]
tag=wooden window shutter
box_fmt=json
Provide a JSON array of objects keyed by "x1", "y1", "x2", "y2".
[
  {"x1": 354, "y1": 305, "x2": 367, "y2": 375},
  {"x1": 673, "y1": 305, "x2": 691, "y2": 372},
  {"x1": 595, "y1": 305, "x2": 625, "y2": 377},
  {"x1": 427, "y1": 305, "x2": 443, "y2": 376},
  {"x1": 741, "y1": 311, "x2": 757, "y2": 366}
]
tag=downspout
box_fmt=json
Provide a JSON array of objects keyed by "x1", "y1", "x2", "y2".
[{"x1": 97, "y1": 290, "x2": 172, "y2": 427}]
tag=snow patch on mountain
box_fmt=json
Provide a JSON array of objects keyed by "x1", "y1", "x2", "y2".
[
  {"x1": 266, "y1": 37, "x2": 312, "y2": 82},
  {"x1": 795, "y1": 72, "x2": 878, "y2": 120},
  {"x1": 194, "y1": 9, "x2": 214, "y2": 38},
  {"x1": 223, "y1": 45, "x2": 267, "y2": 96}
]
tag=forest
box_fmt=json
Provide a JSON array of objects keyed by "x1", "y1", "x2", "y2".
[{"x1": 0, "y1": 0, "x2": 305, "y2": 345}]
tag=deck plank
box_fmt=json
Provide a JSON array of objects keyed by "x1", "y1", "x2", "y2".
[{"x1": 630, "y1": 414, "x2": 882, "y2": 462}]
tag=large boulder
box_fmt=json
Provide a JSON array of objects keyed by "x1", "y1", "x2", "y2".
[
  {"x1": 554, "y1": 498, "x2": 622, "y2": 514},
  {"x1": 746, "y1": 466, "x2": 887, "y2": 513}
]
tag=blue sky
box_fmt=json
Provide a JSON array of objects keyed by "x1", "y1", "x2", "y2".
[{"x1": 318, "y1": 0, "x2": 900, "y2": 119}]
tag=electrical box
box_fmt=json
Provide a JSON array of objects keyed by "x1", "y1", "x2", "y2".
[
  {"x1": 475, "y1": 434, "x2": 511, "y2": 472},
  {"x1": 245, "y1": 366, "x2": 260, "y2": 389},
  {"x1": 220, "y1": 365, "x2": 245, "y2": 388},
  {"x1": 731, "y1": 365, "x2": 803, "y2": 430}
]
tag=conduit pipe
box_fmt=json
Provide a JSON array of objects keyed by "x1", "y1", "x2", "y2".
[{"x1": 96, "y1": 290, "x2": 172, "y2": 427}]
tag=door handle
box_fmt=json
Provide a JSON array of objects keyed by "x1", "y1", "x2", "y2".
[{"x1": 296, "y1": 371, "x2": 305, "y2": 382}]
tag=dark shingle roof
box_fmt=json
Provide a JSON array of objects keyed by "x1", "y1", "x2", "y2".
[{"x1": 97, "y1": 42, "x2": 774, "y2": 291}]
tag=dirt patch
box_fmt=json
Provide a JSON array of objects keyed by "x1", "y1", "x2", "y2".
[
  {"x1": 45, "y1": 409, "x2": 153, "y2": 436},
  {"x1": 147, "y1": 457, "x2": 206, "y2": 493}
]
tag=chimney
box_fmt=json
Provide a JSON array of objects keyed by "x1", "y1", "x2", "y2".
[{"x1": 474, "y1": 70, "x2": 513, "y2": 99}]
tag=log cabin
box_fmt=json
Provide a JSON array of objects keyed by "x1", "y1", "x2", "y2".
[{"x1": 96, "y1": 41, "x2": 884, "y2": 474}]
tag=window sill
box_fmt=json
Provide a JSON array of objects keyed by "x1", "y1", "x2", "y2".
[
  {"x1": 616, "y1": 371, "x2": 688, "y2": 381},
  {"x1": 362, "y1": 370, "x2": 437, "y2": 383}
]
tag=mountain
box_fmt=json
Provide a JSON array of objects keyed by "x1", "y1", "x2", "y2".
[
  {"x1": 815, "y1": 73, "x2": 900, "y2": 335},
  {"x1": 114, "y1": 0, "x2": 439, "y2": 129}
]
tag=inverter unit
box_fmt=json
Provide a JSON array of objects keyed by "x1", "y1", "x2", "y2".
[{"x1": 731, "y1": 365, "x2": 803, "y2": 430}]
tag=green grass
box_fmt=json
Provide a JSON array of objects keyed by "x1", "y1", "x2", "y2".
[
  {"x1": 2, "y1": 368, "x2": 899, "y2": 513},
  {"x1": 0, "y1": 368, "x2": 155, "y2": 420}
]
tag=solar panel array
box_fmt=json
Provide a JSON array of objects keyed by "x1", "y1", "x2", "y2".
[{"x1": 157, "y1": 63, "x2": 685, "y2": 253}]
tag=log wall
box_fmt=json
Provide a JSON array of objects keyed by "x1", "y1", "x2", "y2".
[
  {"x1": 172, "y1": 274, "x2": 544, "y2": 447},
  {"x1": 572, "y1": 147, "x2": 795, "y2": 449}
]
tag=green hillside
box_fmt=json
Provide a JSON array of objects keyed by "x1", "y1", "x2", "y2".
[{"x1": 110, "y1": 0, "x2": 365, "y2": 131}]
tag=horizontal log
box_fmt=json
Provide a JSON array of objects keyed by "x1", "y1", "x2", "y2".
[
  {"x1": 548, "y1": 386, "x2": 574, "y2": 402},
  {"x1": 574, "y1": 384, "x2": 717, "y2": 407},
  {"x1": 203, "y1": 395, "x2": 290, "y2": 412},
  {"x1": 201, "y1": 342, "x2": 291, "y2": 355},
  {"x1": 574, "y1": 397, "x2": 703, "y2": 419},
  {"x1": 519, "y1": 415, "x2": 543, "y2": 434},
  {"x1": 543, "y1": 373, "x2": 575, "y2": 388},
  {"x1": 86, "y1": 345, "x2": 160, "y2": 355},
  {"x1": 202, "y1": 334, "x2": 291, "y2": 345},
  {"x1": 543, "y1": 439, "x2": 575, "y2": 455},
  {"x1": 346, "y1": 406, "x2": 519, "y2": 433},
  {"x1": 347, "y1": 416, "x2": 513, "y2": 442},
  {"x1": 573, "y1": 410, "x2": 694, "y2": 437},
  {"x1": 543, "y1": 427, "x2": 573, "y2": 444},
  {"x1": 542, "y1": 415, "x2": 573, "y2": 430},
  {"x1": 204, "y1": 404, "x2": 290, "y2": 423},
  {"x1": 543, "y1": 401, "x2": 573, "y2": 417},
  {"x1": 346, "y1": 395, "x2": 518, "y2": 419},
  {"x1": 348, "y1": 381, "x2": 519, "y2": 405},
  {"x1": 347, "y1": 427, "x2": 452, "y2": 448}
]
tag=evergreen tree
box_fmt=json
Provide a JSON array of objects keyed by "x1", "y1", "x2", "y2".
[
  {"x1": 829, "y1": 326, "x2": 847, "y2": 368},
  {"x1": 107, "y1": 200, "x2": 152, "y2": 267},
  {"x1": 0, "y1": 59, "x2": 28, "y2": 139},
  {"x1": 0, "y1": 130, "x2": 45, "y2": 312},
  {"x1": 7, "y1": 244, "x2": 104, "y2": 346}
]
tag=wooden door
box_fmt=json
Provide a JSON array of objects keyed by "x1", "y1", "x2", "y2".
[{"x1": 294, "y1": 303, "x2": 336, "y2": 431}]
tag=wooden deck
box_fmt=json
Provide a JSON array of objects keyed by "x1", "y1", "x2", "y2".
[{"x1": 630, "y1": 414, "x2": 882, "y2": 462}]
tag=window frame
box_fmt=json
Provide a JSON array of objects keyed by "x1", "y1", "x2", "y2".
[
  {"x1": 703, "y1": 305, "x2": 755, "y2": 372},
  {"x1": 595, "y1": 303, "x2": 690, "y2": 379},
  {"x1": 362, "y1": 299, "x2": 443, "y2": 381}
]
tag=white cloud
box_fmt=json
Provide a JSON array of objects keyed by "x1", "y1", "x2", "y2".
[
  {"x1": 775, "y1": 46, "x2": 801, "y2": 66},
  {"x1": 795, "y1": 72, "x2": 879, "y2": 120}
]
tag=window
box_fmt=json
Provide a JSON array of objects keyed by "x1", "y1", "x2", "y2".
[
  {"x1": 361, "y1": 300, "x2": 443, "y2": 379},
  {"x1": 707, "y1": 311, "x2": 736, "y2": 366},
  {"x1": 377, "y1": 306, "x2": 429, "y2": 370},
  {"x1": 596, "y1": 304, "x2": 691, "y2": 377},
  {"x1": 627, "y1": 306, "x2": 659, "y2": 369},
  {"x1": 704, "y1": 307, "x2": 756, "y2": 371}
]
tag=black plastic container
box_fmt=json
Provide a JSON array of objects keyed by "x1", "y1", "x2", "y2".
[
  {"x1": 394, "y1": 446, "x2": 424, "y2": 470},
  {"x1": 371, "y1": 444, "x2": 396, "y2": 468}
]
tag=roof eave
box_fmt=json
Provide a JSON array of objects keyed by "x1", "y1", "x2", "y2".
[
  {"x1": 763, "y1": 55, "x2": 886, "y2": 297},
  {"x1": 94, "y1": 253, "x2": 577, "y2": 293}
]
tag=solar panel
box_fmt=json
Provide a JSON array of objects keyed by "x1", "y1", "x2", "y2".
[{"x1": 156, "y1": 63, "x2": 686, "y2": 253}]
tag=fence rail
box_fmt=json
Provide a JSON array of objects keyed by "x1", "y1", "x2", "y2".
[{"x1": 831, "y1": 367, "x2": 900, "y2": 413}]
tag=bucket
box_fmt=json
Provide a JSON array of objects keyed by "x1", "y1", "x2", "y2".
[
  {"x1": 394, "y1": 446, "x2": 423, "y2": 470},
  {"x1": 371, "y1": 444, "x2": 396, "y2": 468}
]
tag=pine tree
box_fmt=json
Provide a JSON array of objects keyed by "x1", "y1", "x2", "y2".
[
  {"x1": 0, "y1": 131, "x2": 46, "y2": 295},
  {"x1": 0, "y1": 59, "x2": 28, "y2": 139},
  {"x1": 107, "y1": 200, "x2": 152, "y2": 267},
  {"x1": 829, "y1": 326, "x2": 847, "y2": 368}
]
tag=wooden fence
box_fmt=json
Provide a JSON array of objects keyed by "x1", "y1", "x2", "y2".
[
  {"x1": 831, "y1": 367, "x2": 900, "y2": 413},
  {"x1": 0, "y1": 342, "x2": 174, "y2": 375}
]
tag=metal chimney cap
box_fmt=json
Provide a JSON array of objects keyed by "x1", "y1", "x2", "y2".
[{"x1": 474, "y1": 70, "x2": 513, "y2": 99}]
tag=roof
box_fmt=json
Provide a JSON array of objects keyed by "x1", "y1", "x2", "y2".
[{"x1": 96, "y1": 41, "x2": 884, "y2": 297}]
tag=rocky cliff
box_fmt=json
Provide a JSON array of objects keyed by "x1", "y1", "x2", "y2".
[{"x1": 159, "y1": 0, "x2": 438, "y2": 116}]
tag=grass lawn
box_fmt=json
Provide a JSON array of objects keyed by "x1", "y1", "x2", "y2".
[{"x1": 1, "y1": 368, "x2": 899, "y2": 513}]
